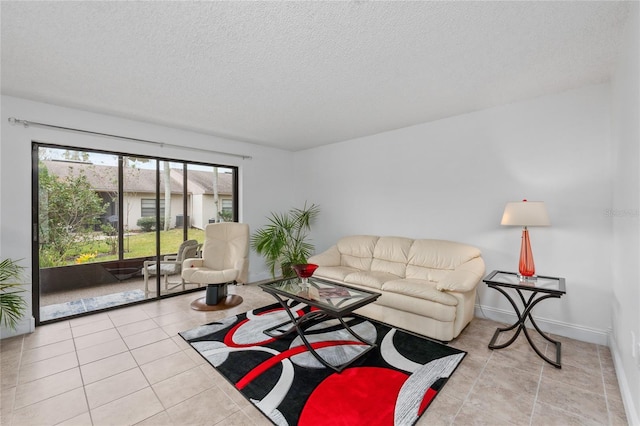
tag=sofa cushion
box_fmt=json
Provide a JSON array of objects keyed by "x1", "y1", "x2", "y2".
[
  {"x1": 406, "y1": 239, "x2": 482, "y2": 281},
  {"x1": 371, "y1": 236, "x2": 412, "y2": 277},
  {"x1": 344, "y1": 271, "x2": 400, "y2": 290},
  {"x1": 337, "y1": 235, "x2": 379, "y2": 270},
  {"x1": 314, "y1": 265, "x2": 360, "y2": 282},
  {"x1": 307, "y1": 245, "x2": 341, "y2": 267},
  {"x1": 382, "y1": 279, "x2": 459, "y2": 306},
  {"x1": 372, "y1": 291, "x2": 457, "y2": 322}
]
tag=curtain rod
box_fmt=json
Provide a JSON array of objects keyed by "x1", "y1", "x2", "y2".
[{"x1": 7, "y1": 117, "x2": 252, "y2": 160}]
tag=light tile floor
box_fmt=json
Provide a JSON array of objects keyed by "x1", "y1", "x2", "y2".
[{"x1": 1, "y1": 284, "x2": 629, "y2": 425}]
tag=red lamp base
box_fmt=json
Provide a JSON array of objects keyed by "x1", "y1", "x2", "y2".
[{"x1": 518, "y1": 228, "x2": 536, "y2": 279}]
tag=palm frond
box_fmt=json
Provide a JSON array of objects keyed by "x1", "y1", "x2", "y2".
[
  {"x1": 250, "y1": 204, "x2": 320, "y2": 278},
  {"x1": 0, "y1": 259, "x2": 28, "y2": 331},
  {"x1": 0, "y1": 258, "x2": 23, "y2": 282},
  {"x1": 0, "y1": 285, "x2": 27, "y2": 330}
]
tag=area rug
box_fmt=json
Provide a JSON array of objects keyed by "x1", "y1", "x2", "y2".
[{"x1": 180, "y1": 302, "x2": 466, "y2": 426}]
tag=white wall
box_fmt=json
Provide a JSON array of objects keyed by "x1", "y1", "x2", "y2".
[
  {"x1": 0, "y1": 95, "x2": 294, "y2": 337},
  {"x1": 295, "y1": 84, "x2": 614, "y2": 345},
  {"x1": 192, "y1": 194, "x2": 205, "y2": 229},
  {"x1": 610, "y1": 2, "x2": 640, "y2": 424}
]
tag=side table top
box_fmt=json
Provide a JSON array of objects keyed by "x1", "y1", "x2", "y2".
[{"x1": 483, "y1": 270, "x2": 566, "y2": 295}]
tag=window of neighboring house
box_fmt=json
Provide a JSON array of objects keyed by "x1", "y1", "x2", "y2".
[
  {"x1": 141, "y1": 198, "x2": 165, "y2": 217},
  {"x1": 222, "y1": 199, "x2": 232, "y2": 214}
]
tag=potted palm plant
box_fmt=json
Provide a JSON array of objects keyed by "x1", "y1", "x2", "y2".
[
  {"x1": 0, "y1": 258, "x2": 28, "y2": 331},
  {"x1": 251, "y1": 203, "x2": 320, "y2": 278}
]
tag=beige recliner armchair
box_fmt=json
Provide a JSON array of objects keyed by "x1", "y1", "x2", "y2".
[{"x1": 182, "y1": 222, "x2": 249, "y2": 310}]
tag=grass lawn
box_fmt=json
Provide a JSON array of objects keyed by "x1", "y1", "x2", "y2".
[{"x1": 75, "y1": 228, "x2": 206, "y2": 264}]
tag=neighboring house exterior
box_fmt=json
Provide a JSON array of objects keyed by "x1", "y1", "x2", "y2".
[
  {"x1": 173, "y1": 168, "x2": 234, "y2": 229},
  {"x1": 41, "y1": 160, "x2": 233, "y2": 231}
]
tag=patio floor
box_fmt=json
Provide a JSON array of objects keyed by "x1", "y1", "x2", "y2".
[{"x1": 40, "y1": 277, "x2": 205, "y2": 321}]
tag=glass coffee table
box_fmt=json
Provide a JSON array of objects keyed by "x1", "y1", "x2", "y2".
[{"x1": 258, "y1": 277, "x2": 381, "y2": 372}]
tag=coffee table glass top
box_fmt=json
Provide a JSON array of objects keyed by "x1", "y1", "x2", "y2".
[
  {"x1": 483, "y1": 270, "x2": 566, "y2": 295},
  {"x1": 259, "y1": 277, "x2": 380, "y2": 314}
]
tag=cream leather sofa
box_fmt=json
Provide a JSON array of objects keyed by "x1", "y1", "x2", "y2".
[{"x1": 307, "y1": 235, "x2": 485, "y2": 341}]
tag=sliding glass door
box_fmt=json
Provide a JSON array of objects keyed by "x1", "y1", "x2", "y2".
[{"x1": 33, "y1": 143, "x2": 238, "y2": 324}]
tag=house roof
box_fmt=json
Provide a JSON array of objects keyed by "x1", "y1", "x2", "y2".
[
  {"x1": 177, "y1": 169, "x2": 233, "y2": 196},
  {"x1": 0, "y1": 2, "x2": 631, "y2": 150},
  {"x1": 41, "y1": 160, "x2": 232, "y2": 195}
]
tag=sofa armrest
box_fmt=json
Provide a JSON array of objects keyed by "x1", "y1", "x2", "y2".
[
  {"x1": 308, "y1": 245, "x2": 341, "y2": 267},
  {"x1": 436, "y1": 257, "x2": 485, "y2": 293}
]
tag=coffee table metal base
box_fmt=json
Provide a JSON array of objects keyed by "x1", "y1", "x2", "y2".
[{"x1": 263, "y1": 293, "x2": 376, "y2": 373}]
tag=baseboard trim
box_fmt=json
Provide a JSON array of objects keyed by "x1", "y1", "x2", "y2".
[
  {"x1": 0, "y1": 316, "x2": 35, "y2": 339},
  {"x1": 609, "y1": 334, "x2": 640, "y2": 426},
  {"x1": 474, "y1": 304, "x2": 609, "y2": 345}
]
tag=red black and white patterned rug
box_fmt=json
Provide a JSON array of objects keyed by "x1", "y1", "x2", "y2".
[{"x1": 180, "y1": 302, "x2": 466, "y2": 426}]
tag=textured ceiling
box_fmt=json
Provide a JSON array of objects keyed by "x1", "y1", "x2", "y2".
[{"x1": 0, "y1": 1, "x2": 631, "y2": 151}]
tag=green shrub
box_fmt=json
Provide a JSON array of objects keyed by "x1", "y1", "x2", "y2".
[
  {"x1": 219, "y1": 210, "x2": 233, "y2": 222},
  {"x1": 39, "y1": 247, "x2": 65, "y2": 268},
  {"x1": 136, "y1": 217, "x2": 165, "y2": 232}
]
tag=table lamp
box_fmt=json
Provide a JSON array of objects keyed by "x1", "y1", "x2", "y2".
[{"x1": 501, "y1": 199, "x2": 550, "y2": 279}]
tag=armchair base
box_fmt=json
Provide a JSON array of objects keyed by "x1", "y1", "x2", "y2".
[{"x1": 190, "y1": 282, "x2": 243, "y2": 311}]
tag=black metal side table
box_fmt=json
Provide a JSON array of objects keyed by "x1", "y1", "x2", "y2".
[{"x1": 483, "y1": 270, "x2": 566, "y2": 368}]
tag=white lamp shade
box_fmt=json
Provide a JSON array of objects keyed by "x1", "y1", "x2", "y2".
[{"x1": 501, "y1": 201, "x2": 550, "y2": 226}]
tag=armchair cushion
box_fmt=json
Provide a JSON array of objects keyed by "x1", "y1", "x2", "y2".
[
  {"x1": 182, "y1": 268, "x2": 239, "y2": 284},
  {"x1": 145, "y1": 261, "x2": 180, "y2": 276}
]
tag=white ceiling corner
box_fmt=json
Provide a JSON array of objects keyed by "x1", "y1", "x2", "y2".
[{"x1": 0, "y1": 1, "x2": 632, "y2": 151}]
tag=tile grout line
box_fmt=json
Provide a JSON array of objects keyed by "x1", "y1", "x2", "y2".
[
  {"x1": 71, "y1": 314, "x2": 115, "y2": 425},
  {"x1": 15, "y1": 327, "x2": 88, "y2": 424},
  {"x1": 529, "y1": 339, "x2": 550, "y2": 425},
  {"x1": 112, "y1": 304, "x2": 172, "y2": 426},
  {"x1": 83, "y1": 311, "x2": 160, "y2": 424},
  {"x1": 8, "y1": 334, "x2": 26, "y2": 426},
  {"x1": 131, "y1": 327, "x2": 238, "y2": 426},
  {"x1": 73, "y1": 326, "x2": 95, "y2": 426},
  {"x1": 536, "y1": 344, "x2": 614, "y2": 425},
  {"x1": 450, "y1": 347, "x2": 494, "y2": 424},
  {"x1": 137, "y1": 347, "x2": 171, "y2": 425},
  {"x1": 597, "y1": 346, "x2": 613, "y2": 426},
  {"x1": 530, "y1": 360, "x2": 545, "y2": 426}
]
